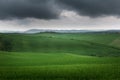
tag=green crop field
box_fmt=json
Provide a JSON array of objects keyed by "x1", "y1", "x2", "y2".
[{"x1": 0, "y1": 33, "x2": 120, "y2": 80}]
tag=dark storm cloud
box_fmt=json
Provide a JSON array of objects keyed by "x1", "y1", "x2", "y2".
[
  {"x1": 0, "y1": 0, "x2": 60, "y2": 19},
  {"x1": 0, "y1": 0, "x2": 120, "y2": 19},
  {"x1": 57, "y1": 0, "x2": 120, "y2": 17}
]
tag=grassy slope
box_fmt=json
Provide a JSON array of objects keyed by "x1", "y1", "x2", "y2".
[
  {"x1": 0, "y1": 33, "x2": 120, "y2": 56},
  {"x1": 0, "y1": 64, "x2": 119, "y2": 80},
  {"x1": 0, "y1": 33, "x2": 120, "y2": 80},
  {"x1": 0, "y1": 52, "x2": 120, "y2": 80},
  {"x1": 0, "y1": 52, "x2": 120, "y2": 66}
]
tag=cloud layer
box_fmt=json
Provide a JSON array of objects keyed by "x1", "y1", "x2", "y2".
[
  {"x1": 0, "y1": 0, "x2": 120, "y2": 19},
  {"x1": 58, "y1": 0, "x2": 120, "y2": 17},
  {"x1": 0, "y1": 0, "x2": 60, "y2": 19}
]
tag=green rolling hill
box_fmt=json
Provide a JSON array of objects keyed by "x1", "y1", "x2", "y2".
[
  {"x1": 0, "y1": 33, "x2": 120, "y2": 80},
  {"x1": 0, "y1": 33, "x2": 120, "y2": 56}
]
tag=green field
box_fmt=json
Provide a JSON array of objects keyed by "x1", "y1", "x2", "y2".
[{"x1": 0, "y1": 33, "x2": 120, "y2": 80}]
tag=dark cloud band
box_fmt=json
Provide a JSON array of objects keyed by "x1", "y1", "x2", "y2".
[
  {"x1": 0, "y1": 0, "x2": 120, "y2": 19},
  {"x1": 57, "y1": 0, "x2": 120, "y2": 17},
  {"x1": 0, "y1": 0, "x2": 60, "y2": 19}
]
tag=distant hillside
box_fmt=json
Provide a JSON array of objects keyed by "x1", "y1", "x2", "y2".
[
  {"x1": 24, "y1": 29, "x2": 95, "y2": 34},
  {"x1": 0, "y1": 29, "x2": 120, "y2": 34},
  {"x1": 24, "y1": 29, "x2": 120, "y2": 34},
  {"x1": 0, "y1": 33, "x2": 120, "y2": 57}
]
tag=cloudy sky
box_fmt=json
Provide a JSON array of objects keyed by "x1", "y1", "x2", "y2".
[{"x1": 0, "y1": 0, "x2": 120, "y2": 31}]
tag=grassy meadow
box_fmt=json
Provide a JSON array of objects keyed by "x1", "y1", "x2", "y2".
[{"x1": 0, "y1": 33, "x2": 120, "y2": 80}]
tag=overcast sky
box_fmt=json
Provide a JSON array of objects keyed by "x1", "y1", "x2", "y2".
[{"x1": 0, "y1": 0, "x2": 120, "y2": 31}]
